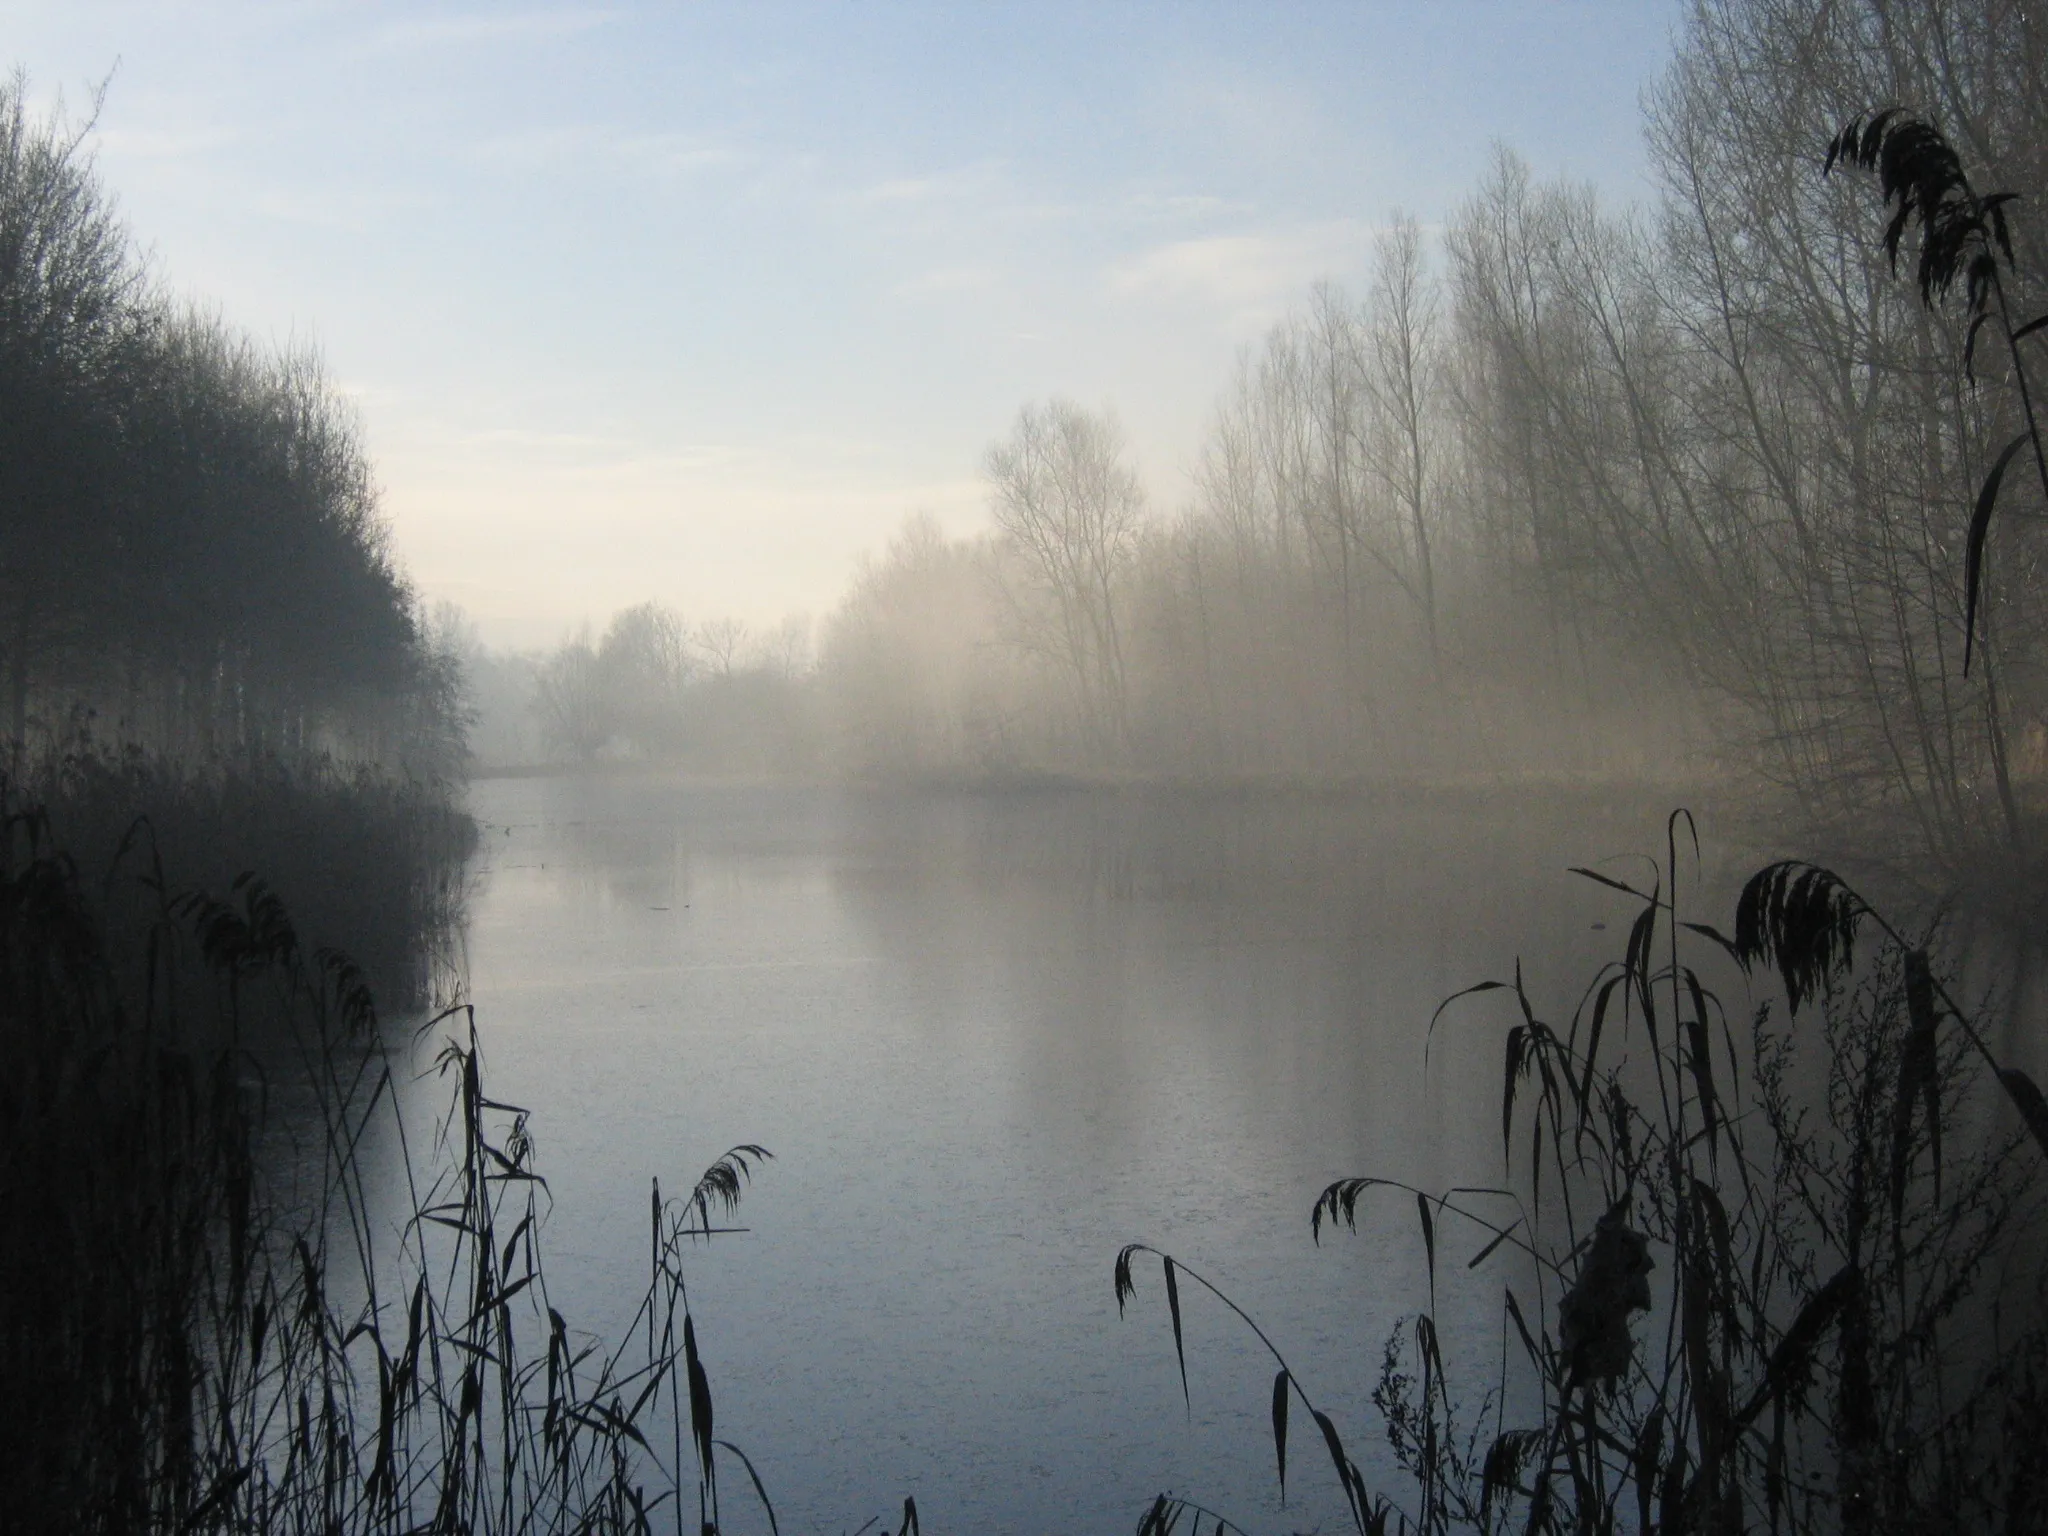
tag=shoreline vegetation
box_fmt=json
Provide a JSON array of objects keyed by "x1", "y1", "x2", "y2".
[
  {"x1": 1118, "y1": 827, "x2": 2048, "y2": 1535},
  {"x1": 21, "y1": 743, "x2": 476, "y2": 1012},
  {"x1": 0, "y1": 68, "x2": 477, "y2": 1013}
]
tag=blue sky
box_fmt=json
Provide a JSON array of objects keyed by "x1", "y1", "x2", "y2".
[{"x1": 12, "y1": 2, "x2": 1683, "y2": 647}]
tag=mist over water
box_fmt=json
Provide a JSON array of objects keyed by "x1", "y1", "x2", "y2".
[{"x1": 455, "y1": 776, "x2": 1720, "y2": 1531}]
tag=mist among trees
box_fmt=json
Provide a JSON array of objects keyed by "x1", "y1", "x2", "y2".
[{"x1": 478, "y1": 0, "x2": 2045, "y2": 884}]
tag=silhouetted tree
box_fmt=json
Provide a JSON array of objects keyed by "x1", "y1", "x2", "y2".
[{"x1": 0, "y1": 78, "x2": 461, "y2": 780}]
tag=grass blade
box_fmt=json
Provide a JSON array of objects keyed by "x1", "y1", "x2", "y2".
[
  {"x1": 1164, "y1": 1257, "x2": 1190, "y2": 1409},
  {"x1": 715, "y1": 1440, "x2": 781, "y2": 1536},
  {"x1": 1271, "y1": 1369, "x2": 1290, "y2": 1503},
  {"x1": 1964, "y1": 431, "x2": 2030, "y2": 675},
  {"x1": 1417, "y1": 1194, "x2": 1436, "y2": 1292},
  {"x1": 1997, "y1": 1068, "x2": 2048, "y2": 1161}
]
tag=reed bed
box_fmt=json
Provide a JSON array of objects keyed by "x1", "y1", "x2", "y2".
[
  {"x1": 15, "y1": 741, "x2": 477, "y2": 1013},
  {"x1": 0, "y1": 792, "x2": 802, "y2": 1535},
  {"x1": 1116, "y1": 813, "x2": 2048, "y2": 1534}
]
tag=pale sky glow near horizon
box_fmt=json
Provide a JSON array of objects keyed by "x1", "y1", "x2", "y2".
[{"x1": 12, "y1": 2, "x2": 1683, "y2": 651}]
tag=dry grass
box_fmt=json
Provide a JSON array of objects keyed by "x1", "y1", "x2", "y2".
[{"x1": 0, "y1": 791, "x2": 786, "y2": 1535}]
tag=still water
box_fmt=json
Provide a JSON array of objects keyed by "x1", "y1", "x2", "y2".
[{"x1": 452, "y1": 776, "x2": 1696, "y2": 1534}]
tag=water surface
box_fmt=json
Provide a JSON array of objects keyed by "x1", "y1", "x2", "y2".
[{"x1": 454, "y1": 778, "x2": 1691, "y2": 1533}]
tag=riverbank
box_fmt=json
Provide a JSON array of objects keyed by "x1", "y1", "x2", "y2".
[
  {"x1": 12, "y1": 745, "x2": 475, "y2": 1012},
  {"x1": 472, "y1": 757, "x2": 1730, "y2": 806}
]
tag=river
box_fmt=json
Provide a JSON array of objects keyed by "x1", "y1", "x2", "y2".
[{"x1": 450, "y1": 776, "x2": 1705, "y2": 1533}]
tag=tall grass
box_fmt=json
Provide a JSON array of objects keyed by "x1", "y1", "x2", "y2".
[
  {"x1": 0, "y1": 793, "x2": 803, "y2": 1535},
  {"x1": 1116, "y1": 818, "x2": 2048, "y2": 1533},
  {"x1": 15, "y1": 740, "x2": 476, "y2": 1012}
]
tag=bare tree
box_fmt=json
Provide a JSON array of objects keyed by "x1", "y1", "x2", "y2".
[
  {"x1": 756, "y1": 613, "x2": 813, "y2": 681},
  {"x1": 599, "y1": 601, "x2": 692, "y2": 752},
  {"x1": 1363, "y1": 214, "x2": 1443, "y2": 668},
  {"x1": 532, "y1": 627, "x2": 611, "y2": 761},
  {"x1": 820, "y1": 515, "x2": 1012, "y2": 772},
  {"x1": 797, "y1": 0, "x2": 2048, "y2": 851},
  {"x1": 1631, "y1": 0, "x2": 2048, "y2": 854},
  {"x1": 984, "y1": 400, "x2": 1146, "y2": 760},
  {"x1": 693, "y1": 616, "x2": 749, "y2": 682},
  {"x1": 1303, "y1": 282, "x2": 1367, "y2": 673}
]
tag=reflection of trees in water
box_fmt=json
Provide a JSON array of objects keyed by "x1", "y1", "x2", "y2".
[{"x1": 835, "y1": 785, "x2": 1667, "y2": 916}]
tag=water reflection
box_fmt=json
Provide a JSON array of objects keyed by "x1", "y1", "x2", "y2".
[{"x1": 457, "y1": 777, "x2": 1710, "y2": 1532}]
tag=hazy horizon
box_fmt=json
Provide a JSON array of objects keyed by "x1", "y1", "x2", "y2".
[{"x1": 12, "y1": 1, "x2": 1679, "y2": 649}]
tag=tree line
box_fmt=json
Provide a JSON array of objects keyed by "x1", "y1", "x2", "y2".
[
  {"x1": 0, "y1": 76, "x2": 464, "y2": 781},
  {"x1": 481, "y1": 0, "x2": 2043, "y2": 870},
  {"x1": 473, "y1": 604, "x2": 818, "y2": 774},
  {"x1": 811, "y1": 0, "x2": 2048, "y2": 870}
]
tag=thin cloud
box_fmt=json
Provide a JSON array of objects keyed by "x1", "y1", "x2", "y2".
[
  {"x1": 1123, "y1": 191, "x2": 1242, "y2": 222},
  {"x1": 1106, "y1": 223, "x2": 1374, "y2": 322},
  {"x1": 364, "y1": 10, "x2": 619, "y2": 54},
  {"x1": 409, "y1": 425, "x2": 743, "y2": 476},
  {"x1": 861, "y1": 176, "x2": 961, "y2": 204},
  {"x1": 457, "y1": 427, "x2": 634, "y2": 452},
  {"x1": 850, "y1": 163, "x2": 1003, "y2": 206},
  {"x1": 892, "y1": 265, "x2": 1002, "y2": 299},
  {"x1": 463, "y1": 124, "x2": 739, "y2": 179},
  {"x1": 95, "y1": 124, "x2": 237, "y2": 160},
  {"x1": 252, "y1": 185, "x2": 383, "y2": 234}
]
